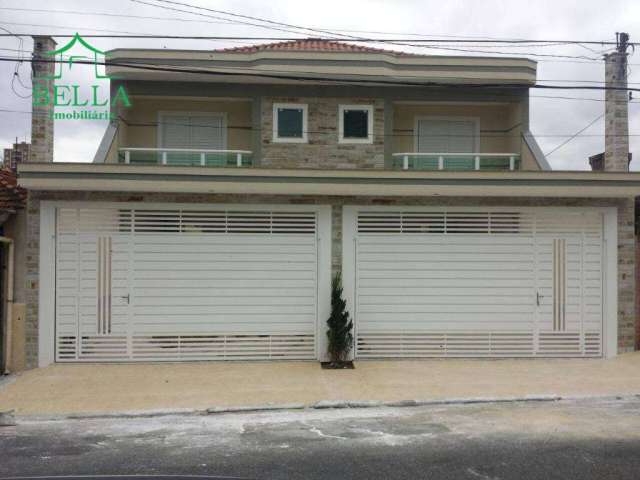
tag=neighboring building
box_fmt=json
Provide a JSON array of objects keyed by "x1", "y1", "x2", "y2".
[
  {"x1": 0, "y1": 168, "x2": 27, "y2": 373},
  {"x1": 3, "y1": 141, "x2": 30, "y2": 172},
  {"x1": 17, "y1": 38, "x2": 640, "y2": 368}
]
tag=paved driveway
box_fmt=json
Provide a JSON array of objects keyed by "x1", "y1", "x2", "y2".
[{"x1": 1, "y1": 352, "x2": 640, "y2": 415}]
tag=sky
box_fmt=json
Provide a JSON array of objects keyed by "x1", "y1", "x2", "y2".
[{"x1": 0, "y1": 0, "x2": 638, "y2": 171}]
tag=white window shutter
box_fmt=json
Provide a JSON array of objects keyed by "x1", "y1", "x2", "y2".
[
  {"x1": 448, "y1": 120, "x2": 476, "y2": 153},
  {"x1": 417, "y1": 119, "x2": 449, "y2": 153},
  {"x1": 190, "y1": 115, "x2": 225, "y2": 150},
  {"x1": 160, "y1": 115, "x2": 191, "y2": 149},
  {"x1": 417, "y1": 119, "x2": 476, "y2": 153}
]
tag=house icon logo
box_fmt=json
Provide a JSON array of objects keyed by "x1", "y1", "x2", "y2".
[
  {"x1": 40, "y1": 33, "x2": 110, "y2": 80},
  {"x1": 33, "y1": 33, "x2": 131, "y2": 121}
]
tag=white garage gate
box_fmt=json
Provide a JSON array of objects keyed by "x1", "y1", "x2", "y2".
[
  {"x1": 344, "y1": 207, "x2": 607, "y2": 358},
  {"x1": 53, "y1": 204, "x2": 330, "y2": 362}
]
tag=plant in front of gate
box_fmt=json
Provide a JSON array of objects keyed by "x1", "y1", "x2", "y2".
[{"x1": 326, "y1": 272, "x2": 353, "y2": 367}]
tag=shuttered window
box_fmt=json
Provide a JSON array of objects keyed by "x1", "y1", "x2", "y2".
[
  {"x1": 159, "y1": 113, "x2": 226, "y2": 164},
  {"x1": 416, "y1": 118, "x2": 477, "y2": 153}
]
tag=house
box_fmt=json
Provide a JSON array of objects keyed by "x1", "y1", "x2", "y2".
[
  {"x1": 0, "y1": 169, "x2": 27, "y2": 373},
  {"x1": 15, "y1": 37, "x2": 640, "y2": 369}
]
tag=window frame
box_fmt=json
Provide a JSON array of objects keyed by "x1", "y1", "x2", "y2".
[
  {"x1": 272, "y1": 103, "x2": 308, "y2": 143},
  {"x1": 413, "y1": 115, "x2": 480, "y2": 153},
  {"x1": 338, "y1": 104, "x2": 374, "y2": 144}
]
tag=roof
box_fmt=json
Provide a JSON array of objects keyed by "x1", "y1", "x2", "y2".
[
  {"x1": 213, "y1": 39, "x2": 417, "y2": 56},
  {"x1": 0, "y1": 169, "x2": 27, "y2": 211}
]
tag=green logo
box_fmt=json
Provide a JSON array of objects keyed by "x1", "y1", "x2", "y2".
[{"x1": 33, "y1": 33, "x2": 131, "y2": 121}]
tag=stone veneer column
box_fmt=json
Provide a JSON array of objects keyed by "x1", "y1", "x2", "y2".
[
  {"x1": 604, "y1": 51, "x2": 629, "y2": 172},
  {"x1": 30, "y1": 36, "x2": 56, "y2": 164}
]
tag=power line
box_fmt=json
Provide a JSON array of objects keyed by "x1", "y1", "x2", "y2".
[
  {"x1": 93, "y1": 1, "x2": 604, "y2": 60},
  {"x1": 545, "y1": 113, "x2": 605, "y2": 156},
  {"x1": 2, "y1": 109, "x2": 640, "y2": 140},
  {"x1": 0, "y1": 6, "x2": 236, "y2": 25},
  {"x1": 4, "y1": 55, "x2": 640, "y2": 92},
  {"x1": 0, "y1": 5, "x2": 625, "y2": 45},
  {"x1": 130, "y1": 0, "x2": 634, "y2": 47}
]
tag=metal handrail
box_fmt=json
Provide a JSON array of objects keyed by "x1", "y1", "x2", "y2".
[
  {"x1": 118, "y1": 148, "x2": 252, "y2": 167},
  {"x1": 391, "y1": 152, "x2": 520, "y2": 171}
]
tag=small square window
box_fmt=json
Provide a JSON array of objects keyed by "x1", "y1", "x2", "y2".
[
  {"x1": 273, "y1": 103, "x2": 308, "y2": 143},
  {"x1": 339, "y1": 105, "x2": 373, "y2": 144}
]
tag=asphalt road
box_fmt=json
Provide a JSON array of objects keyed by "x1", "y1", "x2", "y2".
[{"x1": 2, "y1": 397, "x2": 640, "y2": 479}]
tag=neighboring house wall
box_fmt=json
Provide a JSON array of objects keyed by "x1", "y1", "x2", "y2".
[
  {"x1": 260, "y1": 96, "x2": 385, "y2": 169},
  {"x1": 3, "y1": 209, "x2": 27, "y2": 371},
  {"x1": 23, "y1": 190, "x2": 635, "y2": 368}
]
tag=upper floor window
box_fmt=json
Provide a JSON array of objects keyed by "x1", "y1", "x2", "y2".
[
  {"x1": 415, "y1": 117, "x2": 479, "y2": 153},
  {"x1": 273, "y1": 103, "x2": 308, "y2": 143},
  {"x1": 339, "y1": 105, "x2": 373, "y2": 144}
]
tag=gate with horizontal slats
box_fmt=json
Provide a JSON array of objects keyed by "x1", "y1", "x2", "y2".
[
  {"x1": 55, "y1": 206, "x2": 319, "y2": 362},
  {"x1": 351, "y1": 208, "x2": 603, "y2": 358}
]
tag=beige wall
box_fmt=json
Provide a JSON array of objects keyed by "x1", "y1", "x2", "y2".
[
  {"x1": 392, "y1": 103, "x2": 522, "y2": 155},
  {"x1": 115, "y1": 98, "x2": 253, "y2": 157},
  {"x1": 103, "y1": 95, "x2": 544, "y2": 170}
]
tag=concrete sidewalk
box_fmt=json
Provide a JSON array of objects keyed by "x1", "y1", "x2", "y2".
[{"x1": 2, "y1": 353, "x2": 640, "y2": 415}]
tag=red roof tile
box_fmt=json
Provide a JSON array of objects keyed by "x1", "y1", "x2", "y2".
[
  {"x1": 214, "y1": 39, "x2": 417, "y2": 56},
  {"x1": 0, "y1": 169, "x2": 26, "y2": 211}
]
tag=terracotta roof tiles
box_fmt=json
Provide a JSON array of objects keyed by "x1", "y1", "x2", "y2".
[
  {"x1": 214, "y1": 39, "x2": 417, "y2": 56},
  {"x1": 0, "y1": 169, "x2": 26, "y2": 211}
]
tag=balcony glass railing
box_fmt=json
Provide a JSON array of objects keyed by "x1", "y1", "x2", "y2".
[
  {"x1": 391, "y1": 153, "x2": 521, "y2": 171},
  {"x1": 118, "y1": 148, "x2": 253, "y2": 167}
]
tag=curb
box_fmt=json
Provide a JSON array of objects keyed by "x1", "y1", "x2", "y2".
[{"x1": 10, "y1": 393, "x2": 640, "y2": 423}]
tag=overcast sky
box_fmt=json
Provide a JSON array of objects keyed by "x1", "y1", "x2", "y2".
[{"x1": 0, "y1": 0, "x2": 638, "y2": 170}]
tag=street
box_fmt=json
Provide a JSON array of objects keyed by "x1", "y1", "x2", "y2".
[{"x1": 2, "y1": 397, "x2": 640, "y2": 479}]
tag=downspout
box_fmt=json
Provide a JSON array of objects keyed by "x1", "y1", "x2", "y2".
[{"x1": 0, "y1": 237, "x2": 14, "y2": 375}]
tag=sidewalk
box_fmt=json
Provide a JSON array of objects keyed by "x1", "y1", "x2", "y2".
[{"x1": 1, "y1": 353, "x2": 640, "y2": 415}]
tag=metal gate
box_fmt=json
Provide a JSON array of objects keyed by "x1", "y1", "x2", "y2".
[
  {"x1": 351, "y1": 208, "x2": 603, "y2": 358},
  {"x1": 54, "y1": 206, "x2": 319, "y2": 362}
]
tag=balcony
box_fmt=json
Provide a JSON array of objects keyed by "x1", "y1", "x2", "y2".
[
  {"x1": 391, "y1": 153, "x2": 521, "y2": 171},
  {"x1": 118, "y1": 148, "x2": 253, "y2": 167}
]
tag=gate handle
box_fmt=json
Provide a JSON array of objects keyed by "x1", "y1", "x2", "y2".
[
  {"x1": 120, "y1": 294, "x2": 130, "y2": 304},
  {"x1": 536, "y1": 292, "x2": 544, "y2": 306}
]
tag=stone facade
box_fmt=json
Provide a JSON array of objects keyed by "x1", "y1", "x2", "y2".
[
  {"x1": 30, "y1": 36, "x2": 56, "y2": 164},
  {"x1": 260, "y1": 97, "x2": 385, "y2": 169},
  {"x1": 604, "y1": 52, "x2": 629, "y2": 172},
  {"x1": 23, "y1": 191, "x2": 636, "y2": 368}
]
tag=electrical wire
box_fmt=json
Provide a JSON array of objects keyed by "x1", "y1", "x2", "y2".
[
  {"x1": 3, "y1": 55, "x2": 639, "y2": 92},
  {"x1": 544, "y1": 113, "x2": 605, "y2": 156}
]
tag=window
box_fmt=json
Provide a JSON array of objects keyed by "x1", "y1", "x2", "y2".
[
  {"x1": 415, "y1": 117, "x2": 478, "y2": 153},
  {"x1": 339, "y1": 105, "x2": 373, "y2": 144},
  {"x1": 273, "y1": 103, "x2": 308, "y2": 143},
  {"x1": 159, "y1": 112, "x2": 226, "y2": 165}
]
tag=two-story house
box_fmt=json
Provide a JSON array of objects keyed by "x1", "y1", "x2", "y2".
[{"x1": 17, "y1": 38, "x2": 640, "y2": 369}]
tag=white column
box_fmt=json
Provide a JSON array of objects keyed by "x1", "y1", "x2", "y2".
[
  {"x1": 403, "y1": 155, "x2": 409, "y2": 170},
  {"x1": 161, "y1": 151, "x2": 167, "y2": 165},
  {"x1": 200, "y1": 152, "x2": 206, "y2": 166},
  {"x1": 124, "y1": 150, "x2": 130, "y2": 164},
  {"x1": 237, "y1": 152, "x2": 242, "y2": 167}
]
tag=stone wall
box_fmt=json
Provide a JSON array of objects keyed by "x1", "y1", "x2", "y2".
[
  {"x1": 30, "y1": 36, "x2": 56, "y2": 164},
  {"x1": 23, "y1": 191, "x2": 636, "y2": 367},
  {"x1": 260, "y1": 97, "x2": 385, "y2": 169}
]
